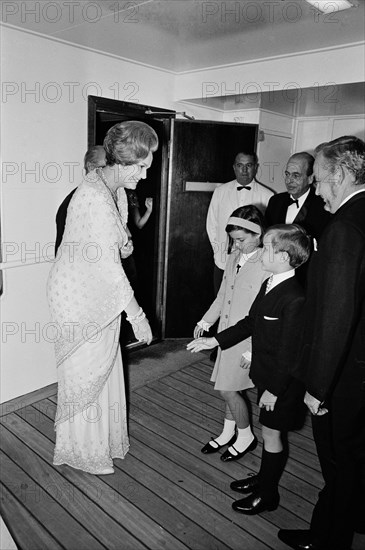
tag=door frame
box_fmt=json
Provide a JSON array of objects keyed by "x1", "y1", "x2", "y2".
[{"x1": 88, "y1": 96, "x2": 175, "y2": 343}]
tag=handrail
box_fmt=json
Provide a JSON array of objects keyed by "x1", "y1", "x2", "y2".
[{"x1": 0, "y1": 257, "x2": 54, "y2": 270}]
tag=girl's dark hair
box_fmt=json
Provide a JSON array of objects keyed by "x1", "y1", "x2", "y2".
[{"x1": 225, "y1": 204, "x2": 266, "y2": 252}]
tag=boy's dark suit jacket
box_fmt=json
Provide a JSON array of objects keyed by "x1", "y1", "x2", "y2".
[
  {"x1": 265, "y1": 186, "x2": 331, "y2": 240},
  {"x1": 216, "y1": 277, "x2": 305, "y2": 397}
]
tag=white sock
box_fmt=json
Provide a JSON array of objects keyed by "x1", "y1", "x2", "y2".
[
  {"x1": 228, "y1": 426, "x2": 254, "y2": 454},
  {"x1": 213, "y1": 418, "x2": 236, "y2": 446}
]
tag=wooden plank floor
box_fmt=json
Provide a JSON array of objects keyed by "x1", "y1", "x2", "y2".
[{"x1": 0, "y1": 355, "x2": 342, "y2": 549}]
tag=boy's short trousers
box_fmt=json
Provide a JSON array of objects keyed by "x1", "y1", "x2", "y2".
[{"x1": 257, "y1": 378, "x2": 306, "y2": 432}]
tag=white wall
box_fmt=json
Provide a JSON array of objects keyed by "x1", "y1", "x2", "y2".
[
  {"x1": 175, "y1": 44, "x2": 365, "y2": 103},
  {"x1": 294, "y1": 115, "x2": 365, "y2": 153},
  {"x1": 0, "y1": 27, "x2": 175, "y2": 403}
]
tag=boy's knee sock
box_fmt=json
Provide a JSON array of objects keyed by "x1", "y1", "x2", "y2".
[
  {"x1": 214, "y1": 418, "x2": 236, "y2": 445},
  {"x1": 258, "y1": 449, "x2": 286, "y2": 500}
]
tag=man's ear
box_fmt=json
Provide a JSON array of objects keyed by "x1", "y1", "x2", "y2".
[
  {"x1": 339, "y1": 164, "x2": 356, "y2": 187},
  {"x1": 280, "y1": 251, "x2": 290, "y2": 263},
  {"x1": 308, "y1": 173, "x2": 314, "y2": 186}
]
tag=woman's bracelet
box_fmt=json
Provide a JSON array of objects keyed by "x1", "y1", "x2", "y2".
[{"x1": 126, "y1": 307, "x2": 145, "y2": 323}]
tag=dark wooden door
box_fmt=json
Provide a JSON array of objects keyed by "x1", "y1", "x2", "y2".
[{"x1": 164, "y1": 119, "x2": 258, "y2": 337}]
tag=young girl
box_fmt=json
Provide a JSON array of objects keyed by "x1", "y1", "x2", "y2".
[{"x1": 194, "y1": 205, "x2": 267, "y2": 461}]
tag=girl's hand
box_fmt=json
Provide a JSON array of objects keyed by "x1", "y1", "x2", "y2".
[
  {"x1": 187, "y1": 337, "x2": 218, "y2": 353},
  {"x1": 259, "y1": 390, "x2": 278, "y2": 411},
  {"x1": 193, "y1": 324, "x2": 205, "y2": 338},
  {"x1": 145, "y1": 197, "x2": 153, "y2": 212}
]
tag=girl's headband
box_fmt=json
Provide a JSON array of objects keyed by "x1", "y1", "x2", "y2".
[{"x1": 226, "y1": 217, "x2": 262, "y2": 234}]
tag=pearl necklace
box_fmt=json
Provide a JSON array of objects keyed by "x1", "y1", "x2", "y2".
[
  {"x1": 97, "y1": 168, "x2": 118, "y2": 202},
  {"x1": 96, "y1": 167, "x2": 128, "y2": 225}
]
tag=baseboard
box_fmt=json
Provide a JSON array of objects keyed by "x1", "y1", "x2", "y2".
[{"x1": 0, "y1": 383, "x2": 57, "y2": 417}]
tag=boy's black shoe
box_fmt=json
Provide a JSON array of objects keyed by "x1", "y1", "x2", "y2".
[
  {"x1": 232, "y1": 492, "x2": 279, "y2": 515},
  {"x1": 230, "y1": 473, "x2": 259, "y2": 493},
  {"x1": 277, "y1": 529, "x2": 324, "y2": 550}
]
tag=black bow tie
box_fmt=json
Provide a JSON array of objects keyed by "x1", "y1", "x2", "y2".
[
  {"x1": 289, "y1": 197, "x2": 299, "y2": 208},
  {"x1": 237, "y1": 186, "x2": 251, "y2": 191}
]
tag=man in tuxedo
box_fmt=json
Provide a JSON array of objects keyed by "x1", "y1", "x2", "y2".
[
  {"x1": 207, "y1": 151, "x2": 273, "y2": 294},
  {"x1": 278, "y1": 136, "x2": 365, "y2": 550},
  {"x1": 265, "y1": 152, "x2": 331, "y2": 241}
]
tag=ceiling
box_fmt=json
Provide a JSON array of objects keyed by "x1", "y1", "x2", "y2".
[{"x1": 2, "y1": 0, "x2": 365, "y2": 72}]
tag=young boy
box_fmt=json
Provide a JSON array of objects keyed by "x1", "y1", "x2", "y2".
[{"x1": 187, "y1": 224, "x2": 312, "y2": 515}]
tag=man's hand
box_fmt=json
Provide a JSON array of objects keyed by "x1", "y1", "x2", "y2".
[
  {"x1": 259, "y1": 390, "x2": 278, "y2": 411},
  {"x1": 187, "y1": 337, "x2": 218, "y2": 352},
  {"x1": 304, "y1": 392, "x2": 328, "y2": 416}
]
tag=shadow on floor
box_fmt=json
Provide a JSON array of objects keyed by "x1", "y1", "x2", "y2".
[{"x1": 122, "y1": 338, "x2": 207, "y2": 393}]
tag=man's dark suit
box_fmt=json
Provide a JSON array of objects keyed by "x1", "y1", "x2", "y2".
[
  {"x1": 265, "y1": 186, "x2": 331, "y2": 240},
  {"x1": 55, "y1": 188, "x2": 76, "y2": 256},
  {"x1": 216, "y1": 277, "x2": 305, "y2": 397},
  {"x1": 298, "y1": 191, "x2": 365, "y2": 550}
]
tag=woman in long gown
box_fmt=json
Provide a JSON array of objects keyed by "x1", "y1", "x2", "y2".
[{"x1": 47, "y1": 121, "x2": 158, "y2": 475}]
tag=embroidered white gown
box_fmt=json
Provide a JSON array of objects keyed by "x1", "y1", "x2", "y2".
[{"x1": 47, "y1": 172, "x2": 134, "y2": 473}]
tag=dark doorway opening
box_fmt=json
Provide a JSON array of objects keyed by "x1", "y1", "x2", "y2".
[{"x1": 88, "y1": 96, "x2": 174, "y2": 348}]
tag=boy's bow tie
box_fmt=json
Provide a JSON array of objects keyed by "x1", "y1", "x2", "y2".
[{"x1": 237, "y1": 186, "x2": 251, "y2": 191}]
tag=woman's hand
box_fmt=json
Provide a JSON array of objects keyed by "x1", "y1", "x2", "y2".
[
  {"x1": 259, "y1": 390, "x2": 278, "y2": 412},
  {"x1": 120, "y1": 238, "x2": 133, "y2": 259},
  {"x1": 145, "y1": 197, "x2": 153, "y2": 212},
  {"x1": 193, "y1": 324, "x2": 205, "y2": 338},
  {"x1": 187, "y1": 337, "x2": 218, "y2": 353},
  {"x1": 126, "y1": 306, "x2": 152, "y2": 344},
  {"x1": 130, "y1": 316, "x2": 152, "y2": 344}
]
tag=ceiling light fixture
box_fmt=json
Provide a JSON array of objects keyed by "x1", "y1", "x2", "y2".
[{"x1": 305, "y1": 0, "x2": 354, "y2": 13}]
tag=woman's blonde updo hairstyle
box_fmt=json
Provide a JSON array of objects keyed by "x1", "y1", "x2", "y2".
[{"x1": 104, "y1": 120, "x2": 159, "y2": 166}]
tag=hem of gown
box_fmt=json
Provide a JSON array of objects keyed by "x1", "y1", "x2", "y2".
[
  {"x1": 211, "y1": 380, "x2": 255, "y2": 391},
  {"x1": 53, "y1": 446, "x2": 130, "y2": 474}
]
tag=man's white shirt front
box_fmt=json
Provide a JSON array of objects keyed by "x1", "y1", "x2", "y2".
[{"x1": 285, "y1": 188, "x2": 310, "y2": 224}]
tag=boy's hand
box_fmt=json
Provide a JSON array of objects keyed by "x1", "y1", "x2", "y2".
[
  {"x1": 259, "y1": 390, "x2": 277, "y2": 411},
  {"x1": 240, "y1": 356, "x2": 251, "y2": 369},
  {"x1": 193, "y1": 324, "x2": 205, "y2": 338},
  {"x1": 187, "y1": 337, "x2": 218, "y2": 352}
]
